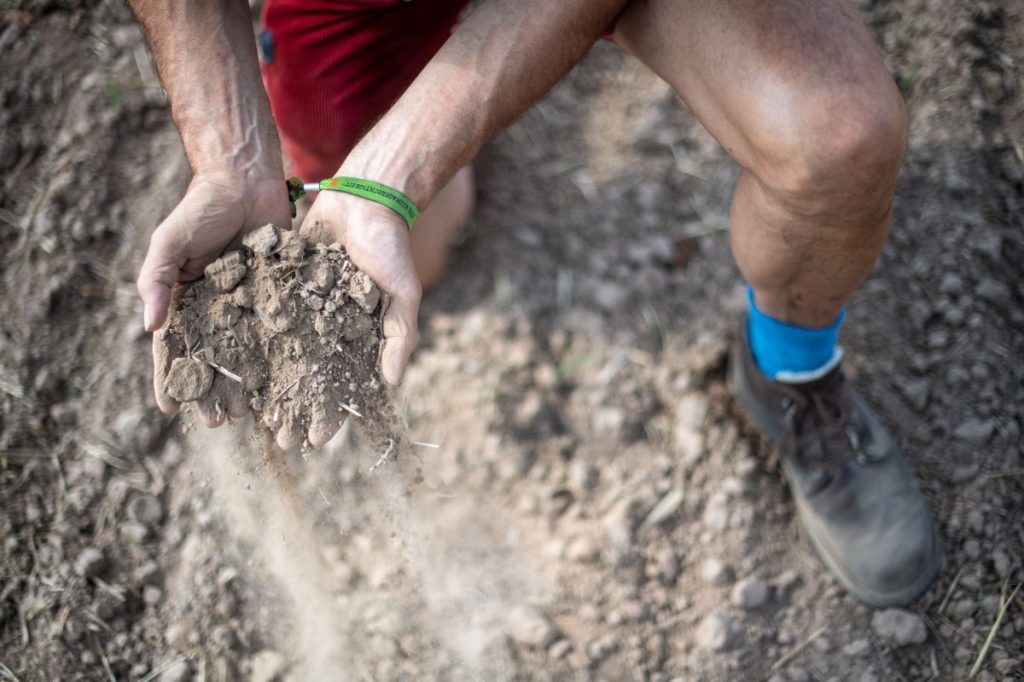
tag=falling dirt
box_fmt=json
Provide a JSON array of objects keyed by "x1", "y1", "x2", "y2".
[{"x1": 198, "y1": 427, "x2": 354, "y2": 680}]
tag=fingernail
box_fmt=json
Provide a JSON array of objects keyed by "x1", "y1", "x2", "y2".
[{"x1": 143, "y1": 303, "x2": 152, "y2": 332}]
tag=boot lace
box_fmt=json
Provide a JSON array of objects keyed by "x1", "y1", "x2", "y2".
[{"x1": 777, "y1": 370, "x2": 862, "y2": 493}]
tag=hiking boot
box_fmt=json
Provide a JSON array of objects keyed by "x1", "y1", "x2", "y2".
[{"x1": 728, "y1": 317, "x2": 941, "y2": 607}]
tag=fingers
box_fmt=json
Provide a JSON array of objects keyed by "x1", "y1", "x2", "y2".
[
  {"x1": 152, "y1": 330, "x2": 183, "y2": 415},
  {"x1": 380, "y1": 280, "x2": 421, "y2": 385},
  {"x1": 196, "y1": 386, "x2": 226, "y2": 428},
  {"x1": 138, "y1": 217, "x2": 186, "y2": 333},
  {"x1": 276, "y1": 409, "x2": 305, "y2": 450},
  {"x1": 308, "y1": 399, "x2": 344, "y2": 448}
]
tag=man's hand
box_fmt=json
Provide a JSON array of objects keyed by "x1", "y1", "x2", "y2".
[
  {"x1": 139, "y1": 173, "x2": 291, "y2": 421},
  {"x1": 300, "y1": 191, "x2": 421, "y2": 388}
]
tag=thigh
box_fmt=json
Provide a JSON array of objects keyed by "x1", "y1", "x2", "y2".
[
  {"x1": 611, "y1": 0, "x2": 897, "y2": 178},
  {"x1": 261, "y1": 0, "x2": 469, "y2": 181}
]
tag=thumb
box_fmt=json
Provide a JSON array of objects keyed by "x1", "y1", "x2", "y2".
[
  {"x1": 379, "y1": 279, "x2": 421, "y2": 386},
  {"x1": 137, "y1": 224, "x2": 184, "y2": 332}
]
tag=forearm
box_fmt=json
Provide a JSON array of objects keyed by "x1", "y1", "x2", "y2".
[
  {"x1": 342, "y1": 0, "x2": 627, "y2": 208},
  {"x1": 129, "y1": 0, "x2": 282, "y2": 179}
]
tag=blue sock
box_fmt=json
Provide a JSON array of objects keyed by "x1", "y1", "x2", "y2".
[{"x1": 747, "y1": 286, "x2": 845, "y2": 383}]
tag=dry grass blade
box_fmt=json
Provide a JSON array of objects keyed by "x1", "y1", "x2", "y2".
[
  {"x1": 90, "y1": 633, "x2": 116, "y2": 682},
  {"x1": 968, "y1": 581, "x2": 1022, "y2": 679},
  {"x1": 984, "y1": 468, "x2": 1024, "y2": 479},
  {"x1": 92, "y1": 577, "x2": 126, "y2": 602},
  {"x1": 338, "y1": 402, "x2": 362, "y2": 418},
  {"x1": 654, "y1": 613, "x2": 687, "y2": 631},
  {"x1": 772, "y1": 625, "x2": 827, "y2": 672},
  {"x1": 938, "y1": 566, "x2": 964, "y2": 616},
  {"x1": 268, "y1": 377, "x2": 301, "y2": 405},
  {"x1": 0, "y1": 661, "x2": 22, "y2": 682},
  {"x1": 205, "y1": 360, "x2": 242, "y2": 383},
  {"x1": 0, "y1": 207, "x2": 20, "y2": 229},
  {"x1": 81, "y1": 442, "x2": 130, "y2": 470},
  {"x1": 642, "y1": 487, "x2": 685, "y2": 528},
  {"x1": 0, "y1": 449, "x2": 52, "y2": 460},
  {"x1": 369, "y1": 438, "x2": 395, "y2": 472},
  {"x1": 0, "y1": 364, "x2": 29, "y2": 404},
  {"x1": 138, "y1": 656, "x2": 188, "y2": 682}
]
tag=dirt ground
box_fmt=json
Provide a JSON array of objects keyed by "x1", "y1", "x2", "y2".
[{"x1": 1, "y1": 1, "x2": 1022, "y2": 680}]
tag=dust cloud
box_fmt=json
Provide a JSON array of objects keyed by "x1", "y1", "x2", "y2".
[
  {"x1": 196, "y1": 426, "x2": 353, "y2": 678},
  {"x1": 192, "y1": 423, "x2": 552, "y2": 680},
  {"x1": 358, "y1": 453, "x2": 553, "y2": 679}
]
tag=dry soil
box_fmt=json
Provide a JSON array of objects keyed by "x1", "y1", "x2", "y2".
[{"x1": 1, "y1": 1, "x2": 1022, "y2": 681}]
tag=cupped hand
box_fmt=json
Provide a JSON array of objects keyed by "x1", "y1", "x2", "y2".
[
  {"x1": 139, "y1": 172, "x2": 291, "y2": 421},
  {"x1": 289, "y1": 190, "x2": 422, "y2": 449}
]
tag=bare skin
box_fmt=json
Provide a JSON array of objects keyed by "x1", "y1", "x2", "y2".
[
  {"x1": 409, "y1": 167, "x2": 474, "y2": 291},
  {"x1": 613, "y1": 0, "x2": 907, "y2": 327},
  {"x1": 131, "y1": 0, "x2": 627, "y2": 448},
  {"x1": 132, "y1": 0, "x2": 905, "y2": 447}
]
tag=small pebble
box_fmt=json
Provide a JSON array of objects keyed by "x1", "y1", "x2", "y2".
[
  {"x1": 250, "y1": 649, "x2": 286, "y2": 682},
  {"x1": 143, "y1": 585, "x2": 163, "y2": 606},
  {"x1": 548, "y1": 639, "x2": 572, "y2": 661},
  {"x1": 565, "y1": 536, "x2": 600, "y2": 563},
  {"x1": 158, "y1": 660, "x2": 191, "y2": 682},
  {"x1": 696, "y1": 609, "x2": 736, "y2": 651},
  {"x1": 567, "y1": 459, "x2": 598, "y2": 493},
  {"x1": 730, "y1": 575, "x2": 768, "y2": 609},
  {"x1": 601, "y1": 498, "x2": 636, "y2": 551},
  {"x1": 895, "y1": 378, "x2": 930, "y2": 411},
  {"x1": 992, "y1": 549, "x2": 1012, "y2": 579},
  {"x1": 843, "y1": 639, "x2": 871, "y2": 658},
  {"x1": 967, "y1": 510, "x2": 985, "y2": 533},
  {"x1": 241, "y1": 224, "x2": 278, "y2": 256},
  {"x1": 701, "y1": 558, "x2": 731, "y2": 585},
  {"x1": 954, "y1": 418, "x2": 995, "y2": 444},
  {"x1": 813, "y1": 636, "x2": 833, "y2": 653},
  {"x1": 787, "y1": 668, "x2": 810, "y2": 682},
  {"x1": 939, "y1": 273, "x2": 964, "y2": 295},
  {"x1": 348, "y1": 271, "x2": 381, "y2": 313},
  {"x1": 164, "y1": 357, "x2": 214, "y2": 402},
  {"x1": 871, "y1": 608, "x2": 927, "y2": 646},
  {"x1": 506, "y1": 606, "x2": 556, "y2": 648},
  {"x1": 994, "y1": 658, "x2": 1020, "y2": 675},
  {"x1": 130, "y1": 495, "x2": 164, "y2": 526},
  {"x1": 702, "y1": 493, "x2": 731, "y2": 532},
  {"x1": 657, "y1": 547, "x2": 679, "y2": 583},
  {"x1": 975, "y1": 277, "x2": 1011, "y2": 306},
  {"x1": 203, "y1": 251, "x2": 247, "y2": 292},
  {"x1": 120, "y1": 522, "x2": 149, "y2": 544}
]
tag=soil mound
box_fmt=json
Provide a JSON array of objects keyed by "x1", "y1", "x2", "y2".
[{"x1": 157, "y1": 224, "x2": 392, "y2": 444}]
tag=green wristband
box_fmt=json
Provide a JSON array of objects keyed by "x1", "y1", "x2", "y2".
[
  {"x1": 286, "y1": 176, "x2": 420, "y2": 230},
  {"x1": 321, "y1": 177, "x2": 419, "y2": 230}
]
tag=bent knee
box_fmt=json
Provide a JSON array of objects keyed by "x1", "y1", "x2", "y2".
[{"x1": 751, "y1": 74, "x2": 908, "y2": 216}]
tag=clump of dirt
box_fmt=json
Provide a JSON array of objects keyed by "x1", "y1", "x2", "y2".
[{"x1": 157, "y1": 224, "x2": 392, "y2": 444}]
